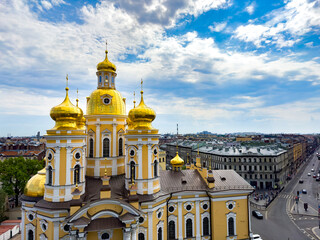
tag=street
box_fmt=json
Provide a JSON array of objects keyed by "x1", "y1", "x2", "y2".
[{"x1": 252, "y1": 149, "x2": 320, "y2": 240}]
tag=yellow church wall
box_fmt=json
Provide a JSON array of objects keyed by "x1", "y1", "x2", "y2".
[
  {"x1": 87, "y1": 231, "x2": 98, "y2": 240},
  {"x1": 71, "y1": 139, "x2": 84, "y2": 143},
  {"x1": 117, "y1": 165, "x2": 124, "y2": 174},
  {"x1": 59, "y1": 147, "x2": 67, "y2": 186},
  {"x1": 211, "y1": 198, "x2": 249, "y2": 240},
  {"x1": 86, "y1": 168, "x2": 94, "y2": 176},
  {"x1": 47, "y1": 140, "x2": 55, "y2": 144},
  {"x1": 60, "y1": 140, "x2": 67, "y2": 143},
  {"x1": 142, "y1": 145, "x2": 148, "y2": 179},
  {"x1": 87, "y1": 204, "x2": 122, "y2": 217},
  {"x1": 111, "y1": 228, "x2": 123, "y2": 240}
]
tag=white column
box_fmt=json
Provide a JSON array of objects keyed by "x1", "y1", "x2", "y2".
[
  {"x1": 112, "y1": 122, "x2": 117, "y2": 157},
  {"x1": 131, "y1": 228, "x2": 137, "y2": 240},
  {"x1": 66, "y1": 146, "x2": 71, "y2": 185},
  {"x1": 178, "y1": 202, "x2": 183, "y2": 240},
  {"x1": 138, "y1": 143, "x2": 143, "y2": 179},
  {"x1": 21, "y1": 208, "x2": 25, "y2": 240},
  {"x1": 95, "y1": 123, "x2": 100, "y2": 158},
  {"x1": 123, "y1": 228, "x2": 131, "y2": 240},
  {"x1": 148, "y1": 212, "x2": 153, "y2": 240},
  {"x1": 196, "y1": 201, "x2": 200, "y2": 239},
  {"x1": 54, "y1": 147, "x2": 60, "y2": 186},
  {"x1": 53, "y1": 221, "x2": 60, "y2": 240},
  {"x1": 147, "y1": 144, "x2": 152, "y2": 178}
]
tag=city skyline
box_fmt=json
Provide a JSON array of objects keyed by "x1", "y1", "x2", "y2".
[{"x1": 1, "y1": 0, "x2": 320, "y2": 136}]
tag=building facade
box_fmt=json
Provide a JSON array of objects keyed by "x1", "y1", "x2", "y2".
[{"x1": 21, "y1": 46, "x2": 254, "y2": 240}]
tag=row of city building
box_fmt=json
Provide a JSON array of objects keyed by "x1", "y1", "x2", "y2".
[{"x1": 162, "y1": 134, "x2": 319, "y2": 190}]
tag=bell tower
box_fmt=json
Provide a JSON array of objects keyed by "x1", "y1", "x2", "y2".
[
  {"x1": 44, "y1": 77, "x2": 86, "y2": 202},
  {"x1": 125, "y1": 81, "x2": 161, "y2": 194}
]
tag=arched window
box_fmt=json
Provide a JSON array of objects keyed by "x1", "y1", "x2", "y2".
[
  {"x1": 119, "y1": 138, "x2": 123, "y2": 156},
  {"x1": 203, "y1": 217, "x2": 209, "y2": 236},
  {"x1": 158, "y1": 227, "x2": 162, "y2": 240},
  {"x1": 154, "y1": 160, "x2": 158, "y2": 177},
  {"x1": 186, "y1": 219, "x2": 193, "y2": 238},
  {"x1": 228, "y1": 217, "x2": 235, "y2": 236},
  {"x1": 103, "y1": 138, "x2": 110, "y2": 157},
  {"x1": 27, "y1": 230, "x2": 34, "y2": 240},
  {"x1": 138, "y1": 233, "x2": 145, "y2": 240},
  {"x1": 130, "y1": 161, "x2": 135, "y2": 183},
  {"x1": 168, "y1": 221, "x2": 175, "y2": 239},
  {"x1": 89, "y1": 139, "x2": 94, "y2": 158},
  {"x1": 48, "y1": 166, "x2": 53, "y2": 186},
  {"x1": 74, "y1": 165, "x2": 80, "y2": 184}
]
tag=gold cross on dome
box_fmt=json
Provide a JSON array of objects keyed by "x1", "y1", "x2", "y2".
[
  {"x1": 66, "y1": 74, "x2": 68, "y2": 87},
  {"x1": 141, "y1": 78, "x2": 143, "y2": 91}
]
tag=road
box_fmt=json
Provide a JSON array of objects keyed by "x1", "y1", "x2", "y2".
[{"x1": 252, "y1": 149, "x2": 320, "y2": 240}]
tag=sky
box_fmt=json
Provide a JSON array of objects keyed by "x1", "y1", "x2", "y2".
[{"x1": 0, "y1": 0, "x2": 320, "y2": 136}]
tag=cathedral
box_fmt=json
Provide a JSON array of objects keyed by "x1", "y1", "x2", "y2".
[{"x1": 21, "y1": 45, "x2": 254, "y2": 240}]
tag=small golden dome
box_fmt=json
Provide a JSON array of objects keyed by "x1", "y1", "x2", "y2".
[
  {"x1": 50, "y1": 87, "x2": 82, "y2": 130},
  {"x1": 86, "y1": 89, "x2": 126, "y2": 115},
  {"x1": 128, "y1": 91, "x2": 155, "y2": 130},
  {"x1": 24, "y1": 168, "x2": 46, "y2": 197},
  {"x1": 97, "y1": 50, "x2": 116, "y2": 72},
  {"x1": 170, "y1": 152, "x2": 185, "y2": 168},
  {"x1": 76, "y1": 99, "x2": 86, "y2": 130}
]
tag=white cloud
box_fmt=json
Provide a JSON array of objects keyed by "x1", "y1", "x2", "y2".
[
  {"x1": 245, "y1": 2, "x2": 255, "y2": 15},
  {"x1": 41, "y1": 0, "x2": 52, "y2": 10},
  {"x1": 208, "y1": 22, "x2": 227, "y2": 32},
  {"x1": 234, "y1": 0, "x2": 320, "y2": 47}
]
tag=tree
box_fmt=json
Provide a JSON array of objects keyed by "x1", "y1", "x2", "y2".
[
  {"x1": 0, "y1": 188, "x2": 7, "y2": 221},
  {"x1": 0, "y1": 157, "x2": 44, "y2": 207}
]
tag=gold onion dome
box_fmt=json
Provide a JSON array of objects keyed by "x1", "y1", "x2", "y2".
[
  {"x1": 170, "y1": 152, "x2": 185, "y2": 168},
  {"x1": 24, "y1": 168, "x2": 46, "y2": 197},
  {"x1": 97, "y1": 50, "x2": 116, "y2": 72},
  {"x1": 50, "y1": 87, "x2": 82, "y2": 130},
  {"x1": 128, "y1": 91, "x2": 156, "y2": 130}
]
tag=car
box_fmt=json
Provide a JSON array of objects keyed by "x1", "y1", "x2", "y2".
[
  {"x1": 308, "y1": 173, "x2": 311, "y2": 176},
  {"x1": 316, "y1": 177, "x2": 320, "y2": 182},
  {"x1": 299, "y1": 179, "x2": 304, "y2": 183},
  {"x1": 311, "y1": 169, "x2": 315, "y2": 172},
  {"x1": 302, "y1": 189, "x2": 307, "y2": 194},
  {"x1": 253, "y1": 234, "x2": 263, "y2": 240},
  {"x1": 252, "y1": 210, "x2": 263, "y2": 219},
  {"x1": 313, "y1": 174, "x2": 317, "y2": 178}
]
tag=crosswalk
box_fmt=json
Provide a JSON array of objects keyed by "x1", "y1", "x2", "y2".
[{"x1": 278, "y1": 193, "x2": 295, "y2": 199}]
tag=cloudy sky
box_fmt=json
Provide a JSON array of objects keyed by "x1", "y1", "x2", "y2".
[{"x1": 0, "y1": 0, "x2": 320, "y2": 136}]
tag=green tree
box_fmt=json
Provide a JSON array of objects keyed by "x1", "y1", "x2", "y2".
[
  {"x1": 0, "y1": 157, "x2": 43, "y2": 207},
  {"x1": 0, "y1": 188, "x2": 6, "y2": 221}
]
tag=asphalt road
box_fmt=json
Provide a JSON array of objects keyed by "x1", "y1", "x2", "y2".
[{"x1": 252, "y1": 149, "x2": 320, "y2": 240}]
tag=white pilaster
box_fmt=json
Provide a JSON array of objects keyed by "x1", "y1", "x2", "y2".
[
  {"x1": 138, "y1": 144, "x2": 143, "y2": 179},
  {"x1": 66, "y1": 147, "x2": 71, "y2": 185},
  {"x1": 178, "y1": 202, "x2": 183, "y2": 240},
  {"x1": 112, "y1": 158, "x2": 117, "y2": 175},
  {"x1": 196, "y1": 201, "x2": 200, "y2": 239},
  {"x1": 131, "y1": 228, "x2": 137, "y2": 240},
  {"x1": 53, "y1": 221, "x2": 60, "y2": 240},
  {"x1": 21, "y1": 208, "x2": 25, "y2": 240},
  {"x1": 95, "y1": 123, "x2": 100, "y2": 158},
  {"x1": 54, "y1": 147, "x2": 60, "y2": 186},
  {"x1": 123, "y1": 228, "x2": 131, "y2": 240},
  {"x1": 112, "y1": 122, "x2": 117, "y2": 157},
  {"x1": 147, "y1": 144, "x2": 152, "y2": 178},
  {"x1": 148, "y1": 212, "x2": 153, "y2": 240}
]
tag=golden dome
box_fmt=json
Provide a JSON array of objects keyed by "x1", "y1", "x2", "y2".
[
  {"x1": 170, "y1": 152, "x2": 185, "y2": 168},
  {"x1": 86, "y1": 89, "x2": 126, "y2": 115},
  {"x1": 128, "y1": 91, "x2": 156, "y2": 130},
  {"x1": 76, "y1": 99, "x2": 86, "y2": 130},
  {"x1": 24, "y1": 168, "x2": 46, "y2": 197},
  {"x1": 50, "y1": 87, "x2": 82, "y2": 130},
  {"x1": 97, "y1": 50, "x2": 116, "y2": 73}
]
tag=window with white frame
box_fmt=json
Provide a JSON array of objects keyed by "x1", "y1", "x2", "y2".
[
  {"x1": 184, "y1": 213, "x2": 194, "y2": 238},
  {"x1": 227, "y1": 212, "x2": 236, "y2": 236},
  {"x1": 168, "y1": 215, "x2": 177, "y2": 239}
]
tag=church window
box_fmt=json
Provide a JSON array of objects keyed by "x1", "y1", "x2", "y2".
[
  {"x1": 154, "y1": 160, "x2": 158, "y2": 177},
  {"x1": 103, "y1": 138, "x2": 110, "y2": 157},
  {"x1": 101, "y1": 232, "x2": 110, "y2": 239},
  {"x1": 74, "y1": 165, "x2": 80, "y2": 184},
  {"x1": 103, "y1": 97, "x2": 110, "y2": 105},
  {"x1": 48, "y1": 166, "x2": 53, "y2": 186},
  {"x1": 203, "y1": 217, "x2": 209, "y2": 236},
  {"x1": 130, "y1": 161, "x2": 135, "y2": 182},
  {"x1": 138, "y1": 233, "x2": 145, "y2": 240},
  {"x1": 139, "y1": 217, "x2": 144, "y2": 223},
  {"x1": 168, "y1": 206, "x2": 174, "y2": 213},
  {"x1": 119, "y1": 138, "x2": 123, "y2": 156},
  {"x1": 203, "y1": 203, "x2": 208, "y2": 210},
  {"x1": 153, "y1": 148, "x2": 157, "y2": 155},
  {"x1": 130, "y1": 149, "x2": 135, "y2": 156},
  {"x1": 99, "y1": 76, "x2": 102, "y2": 83},
  {"x1": 228, "y1": 217, "x2": 235, "y2": 236},
  {"x1": 63, "y1": 224, "x2": 70, "y2": 232},
  {"x1": 27, "y1": 230, "x2": 34, "y2": 240},
  {"x1": 157, "y1": 227, "x2": 162, "y2": 240},
  {"x1": 186, "y1": 205, "x2": 192, "y2": 211},
  {"x1": 75, "y1": 152, "x2": 81, "y2": 160},
  {"x1": 89, "y1": 139, "x2": 94, "y2": 158},
  {"x1": 168, "y1": 221, "x2": 175, "y2": 239},
  {"x1": 47, "y1": 152, "x2": 53, "y2": 161},
  {"x1": 186, "y1": 219, "x2": 193, "y2": 238}
]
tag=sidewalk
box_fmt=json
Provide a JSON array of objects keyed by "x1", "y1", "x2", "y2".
[{"x1": 290, "y1": 199, "x2": 318, "y2": 217}]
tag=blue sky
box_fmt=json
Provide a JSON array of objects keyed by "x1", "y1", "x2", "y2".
[{"x1": 1, "y1": 0, "x2": 320, "y2": 136}]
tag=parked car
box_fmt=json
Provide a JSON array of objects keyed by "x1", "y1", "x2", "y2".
[
  {"x1": 252, "y1": 210, "x2": 263, "y2": 219},
  {"x1": 316, "y1": 177, "x2": 320, "y2": 182},
  {"x1": 302, "y1": 189, "x2": 307, "y2": 194},
  {"x1": 308, "y1": 173, "x2": 311, "y2": 176},
  {"x1": 313, "y1": 174, "x2": 317, "y2": 178},
  {"x1": 311, "y1": 169, "x2": 315, "y2": 172},
  {"x1": 253, "y1": 234, "x2": 263, "y2": 240},
  {"x1": 299, "y1": 179, "x2": 304, "y2": 183}
]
